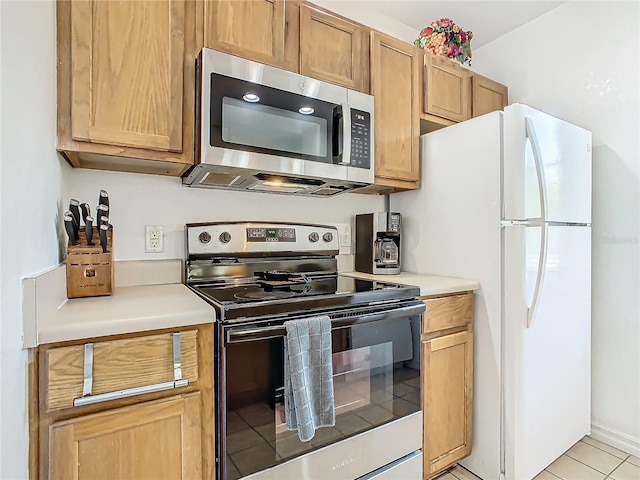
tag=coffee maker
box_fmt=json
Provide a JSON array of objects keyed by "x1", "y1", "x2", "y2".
[{"x1": 355, "y1": 212, "x2": 401, "y2": 274}]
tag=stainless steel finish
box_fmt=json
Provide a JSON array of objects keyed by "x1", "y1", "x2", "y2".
[
  {"x1": 356, "y1": 451, "x2": 422, "y2": 480},
  {"x1": 347, "y1": 88, "x2": 375, "y2": 185},
  {"x1": 340, "y1": 102, "x2": 352, "y2": 166},
  {"x1": 243, "y1": 412, "x2": 423, "y2": 480},
  {"x1": 172, "y1": 332, "x2": 183, "y2": 381},
  {"x1": 185, "y1": 48, "x2": 374, "y2": 195},
  {"x1": 226, "y1": 302, "x2": 426, "y2": 343},
  {"x1": 186, "y1": 222, "x2": 339, "y2": 257},
  {"x1": 73, "y1": 379, "x2": 190, "y2": 407},
  {"x1": 82, "y1": 343, "x2": 94, "y2": 397},
  {"x1": 355, "y1": 213, "x2": 402, "y2": 275},
  {"x1": 73, "y1": 332, "x2": 189, "y2": 407},
  {"x1": 186, "y1": 258, "x2": 338, "y2": 284}
]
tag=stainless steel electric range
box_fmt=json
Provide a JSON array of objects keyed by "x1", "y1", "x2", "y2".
[{"x1": 185, "y1": 222, "x2": 425, "y2": 480}]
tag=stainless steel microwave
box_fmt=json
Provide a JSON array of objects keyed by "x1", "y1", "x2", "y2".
[{"x1": 183, "y1": 48, "x2": 374, "y2": 196}]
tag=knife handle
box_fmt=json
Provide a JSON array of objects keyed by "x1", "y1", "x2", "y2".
[
  {"x1": 69, "y1": 199, "x2": 81, "y2": 228},
  {"x1": 99, "y1": 190, "x2": 109, "y2": 208},
  {"x1": 80, "y1": 203, "x2": 91, "y2": 225},
  {"x1": 99, "y1": 224, "x2": 109, "y2": 253},
  {"x1": 99, "y1": 215, "x2": 110, "y2": 227},
  {"x1": 85, "y1": 215, "x2": 95, "y2": 246},
  {"x1": 65, "y1": 209, "x2": 79, "y2": 239},
  {"x1": 96, "y1": 204, "x2": 109, "y2": 223},
  {"x1": 65, "y1": 215, "x2": 79, "y2": 246}
]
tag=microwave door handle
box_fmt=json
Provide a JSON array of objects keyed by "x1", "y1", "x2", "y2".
[{"x1": 337, "y1": 103, "x2": 351, "y2": 165}]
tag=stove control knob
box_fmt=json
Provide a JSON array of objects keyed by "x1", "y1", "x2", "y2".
[
  {"x1": 219, "y1": 231, "x2": 231, "y2": 244},
  {"x1": 308, "y1": 232, "x2": 319, "y2": 243},
  {"x1": 323, "y1": 232, "x2": 333, "y2": 243},
  {"x1": 198, "y1": 231, "x2": 211, "y2": 244}
]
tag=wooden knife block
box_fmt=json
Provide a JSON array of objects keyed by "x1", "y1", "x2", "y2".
[{"x1": 66, "y1": 227, "x2": 113, "y2": 299}]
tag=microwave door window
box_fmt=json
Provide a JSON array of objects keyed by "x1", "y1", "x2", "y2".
[
  {"x1": 209, "y1": 73, "x2": 335, "y2": 163},
  {"x1": 222, "y1": 97, "x2": 327, "y2": 157}
]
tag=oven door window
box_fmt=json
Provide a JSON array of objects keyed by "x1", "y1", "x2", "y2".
[
  {"x1": 222, "y1": 315, "x2": 421, "y2": 480},
  {"x1": 210, "y1": 73, "x2": 339, "y2": 164}
]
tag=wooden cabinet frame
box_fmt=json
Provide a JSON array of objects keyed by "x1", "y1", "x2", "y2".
[
  {"x1": 421, "y1": 292, "x2": 474, "y2": 478},
  {"x1": 30, "y1": 323, "x2": 214, "y2": 480}
]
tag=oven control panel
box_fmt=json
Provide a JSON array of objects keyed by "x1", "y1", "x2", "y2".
[
  {"x1": 186, "y1": 222, "x2": 339, "y2": 255},
  {"x1": 247, "y1": 227, "x2": 296, "y2": 242}
]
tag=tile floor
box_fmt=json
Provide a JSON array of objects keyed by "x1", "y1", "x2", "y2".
[{"x1": 436, "y1": 436, "x2": 640, "y2": 480}]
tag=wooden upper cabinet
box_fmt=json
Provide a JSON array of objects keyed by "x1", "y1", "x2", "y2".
[
  {"x1": 424, "y1": 52, "x2": 471, "y2": 123},
  {"x1": 69, "y1": 0, "x2": 184, "y2": 152},
  {"x1": 57, "y1": 0, "x2": 197, "y2": 176},
  {"x1": 370, "y1": 31, "x2": 420, "y2": 190},
  {"x1": 49, "y1": 394, "x2": 202, "y2": 479},
  {"x1": 299, "y1": 4, "x2": 368, "y2": 92},
  {"x1": 204, "y1": 0, "x2": 286, "y2": 68},
  {"x1": 472, "y1": 73, "x2": 508, "y2": 117}
]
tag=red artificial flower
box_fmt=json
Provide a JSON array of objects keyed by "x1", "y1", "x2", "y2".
[
  {"x1": 421, "y1": 27, "x2": 434, "y2": 37},
  {"x1": 438, "y1": 18, "x2": 454, "y2": 28}
]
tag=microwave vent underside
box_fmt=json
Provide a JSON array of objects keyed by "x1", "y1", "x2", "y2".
[{"x1": 184, "y1": 165, "x2": 361, "y2": 197}]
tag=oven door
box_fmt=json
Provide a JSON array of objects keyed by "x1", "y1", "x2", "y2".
[{"x1": 218, "y1": 302, "x2": 425, "y2": 480}]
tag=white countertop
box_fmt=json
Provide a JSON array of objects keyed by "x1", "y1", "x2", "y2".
[
  {"x1": 342, "y1": 271, "x2": 480, "y2": 297},
  {"x1": 23, "y1": 261, "x2": 479, "y2": 347},
  {"x1": 22, "y1": 261, "x2": 214, "y2": 347}
]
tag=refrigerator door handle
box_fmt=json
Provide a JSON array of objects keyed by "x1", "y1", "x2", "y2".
[
  {"x1": 525, "y1": 117, "x2": 548, "y2": 223},
  {"x1": 527, "y1": 223, "x2": 548, "y2": 328}
]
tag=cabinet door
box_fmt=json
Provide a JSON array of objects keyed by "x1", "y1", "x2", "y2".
[
  {"x1": 70, "y1": 0, "x2": 185, "y2": 152},
  {"x1": 424, "y1": 53, "x2": 471, "y2": 122},
  {"x1": 472, "y1": 73, "x2": 508, "y2": 117},
  {"x1": 423, "y1": 331, "x2": 473, "y2": 476},
  {"x1": 204, "y1": 0, "x2": 286, "y2": 68},
  {"x1": 49, "y1": 394, "x2": 202, "y2": 479},
  {"x1": 370, "y1": 32, "x2": 420, "y2": 188},
  {"x1": 300, "y1": 4, "x2": 368, "y2": 92}
]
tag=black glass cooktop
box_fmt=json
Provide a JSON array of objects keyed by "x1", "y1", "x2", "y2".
[{"x1": 192, "y1": 275, "x2": 420, "y2": 322}]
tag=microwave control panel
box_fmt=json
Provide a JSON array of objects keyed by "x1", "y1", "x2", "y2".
[{"x1": 350, "y1": 109, "x2": 371, "y2": 169}]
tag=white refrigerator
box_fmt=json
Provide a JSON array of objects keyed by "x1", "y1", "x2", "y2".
[{"x1": 391, "y1": 104, "x2": 592, "y2": 480}]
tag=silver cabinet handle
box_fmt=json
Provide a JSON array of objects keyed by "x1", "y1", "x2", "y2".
[{"x1": 73, "y1": 332, "x2": 189, "y2": 407}]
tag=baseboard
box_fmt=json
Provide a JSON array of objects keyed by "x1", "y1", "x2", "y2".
[{"x1": 590, "y1": 422, "x2": 640, "y2": 457}]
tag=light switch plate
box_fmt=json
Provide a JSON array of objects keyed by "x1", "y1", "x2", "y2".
[{"x1": 336, "y1": 223, "x2": 352, "y2": 254}]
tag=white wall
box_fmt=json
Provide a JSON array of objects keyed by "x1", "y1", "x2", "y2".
[
  {"x1": 67, "y1": 168, "x2": 384, "y2": 260},
  {"x1": 0, "y1": 1, "x2": 69, "y2": 477},
  {"x1": 472, "y1": 1, "x2": 640, "y2": 453},
  {"x1": 308, "y1": 0, "x2": 417, "y2": 43}
]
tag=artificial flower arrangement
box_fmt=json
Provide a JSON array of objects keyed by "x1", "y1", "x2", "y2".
[{"x1": 414, "y1": 18, "x2": 473, "y2": 66}]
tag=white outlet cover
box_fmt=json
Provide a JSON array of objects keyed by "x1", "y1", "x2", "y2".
[{"x1": 145, "y1": 225, "x2": 164, "y2": 253}]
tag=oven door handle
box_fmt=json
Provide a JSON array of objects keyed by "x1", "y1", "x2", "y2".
[{"x1": 225, "y1": 302, "x2": 426, "y2": 343}]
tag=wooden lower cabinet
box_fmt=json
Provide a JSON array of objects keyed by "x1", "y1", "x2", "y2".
[
  {"x1": 33, "y1": 324, "x2": 214, "y2": 480},
  {"x1": 49, "y1": 394, "x2": 202, "y2": 479},
  {"x1": 421, "y1": 293, "x2": 473, "y2": 478}
]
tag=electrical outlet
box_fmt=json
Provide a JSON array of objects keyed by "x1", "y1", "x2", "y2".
[
  {"x1": 336, "y1": 223, "x2": 352, "y2": 254},
  {"x1": 145, "y1": 225, "x2": 164, "y2": 253}
]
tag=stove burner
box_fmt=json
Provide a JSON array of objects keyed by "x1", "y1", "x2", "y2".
[{"x1": 233, "y1": 291, "x2": 296, "y2": 301}]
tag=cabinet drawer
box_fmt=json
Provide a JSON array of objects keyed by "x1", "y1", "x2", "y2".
[
  {"x1": 422, "y1": 294, "x2": 473, "y2": 334},
  {"x1": 45, "y1": 330, "x2": 198, "y2": 410}
]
